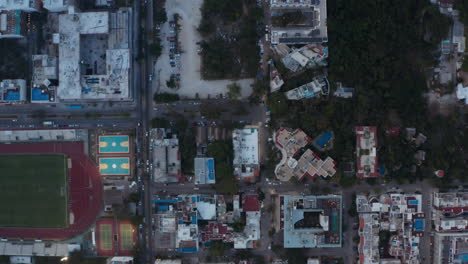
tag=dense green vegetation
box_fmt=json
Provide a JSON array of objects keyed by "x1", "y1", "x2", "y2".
[
  {"x1": 207, "y1": 141, "x2": 238, "y2": 194},
  {"x1": 271, "y1": 11, "x2": 307, "y2": 27},
  {"x1": 198, "y1": 0, "x2": 262, "y2": 79},
  {"x1": 153, "y1": 92, "x2": 179, "y2": 103},
  {"x1": 0, "y1": 40, "x2": 27, "y2": 80},
  {"x1": 269, "y1": 0, "x2": 466, "y2": 186}
]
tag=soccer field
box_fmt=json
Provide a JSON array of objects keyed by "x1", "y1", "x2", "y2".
[{"x1": 0, "y1": 154, "x2": 68, "y2": 228}]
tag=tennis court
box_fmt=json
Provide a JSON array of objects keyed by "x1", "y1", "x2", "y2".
[
  {"x1": 119, "y1": 223, "x2": 135, "y2": 250},
  {"x1": 99, "y1": 135, "x2": 130, "y2": 154},
  {"x1": 99, "y1": 224, "x2": 113, "y2": 251},
  {"x1": 0, "y1": 154, "x2": 68, "y2": 228},
  {"x1": 99, "y1": 157, "x2": 130, "y2": 175}
]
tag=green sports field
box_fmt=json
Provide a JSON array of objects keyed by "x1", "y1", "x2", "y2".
[{"x1": 0, "y1": 154, "x2": 68, "y2": 228}]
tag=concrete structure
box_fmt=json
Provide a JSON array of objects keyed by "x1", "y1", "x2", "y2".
[
  {"x1": 151, "y1": 128, "x2": 181, "y2": 183},
  {"x1": 43, "y1": 0, "x2": 69, "y2": 12},
  {"x1": 0, "y1": 129, "x2": 86, "y2": 142},
  {"x1": 194, "y1": 157, "x2": 216, "y2": 185},
  {"x1": 0, "y1": 241, "x2": 79, "y2": 256},
  {"x1": 0, "y1": 0, "x2": 39, "y2": 11},
  {"x1": 456, "y1": 83, "x2": 468, "y2": 104},
  {"x1": 274, "y1": 128, "x2": 336, "y2": 181},
  {"x1": 285, "y1": 77, "x2": 329, "y2": 100},
  {"x1": 57, "y1": 8, "x2": 132, "y2": 101},
  {"x1": 280, "y1": 44, "x2": 328, "y2": 72},
  {"x1": 433, "y1": 191, "x2": 468, "y2": 232},
  {"x1": 108, "y1": 256, "x2": 134, "y2": 264},
  {"x1": 281, "y1": 195, "x2": 342, "y2": 248},
  {"x1": 232, "y1": 128, "x2": 259, "y2": 182},
  {"x1": 356, "y1": 126, "x2": 378, "y2": 179},
  {"x1": 356, "y1": 193, "x2": 424, "y2": 264},
  {"x1": 270, "y1": 61, "x2": 284, "y2": 92},
  {"x1": 234, "y1": 195, "x2": 261, "y2": 249},
  {"x1": 270, "y1": 0, "x2": 327, "y2": 45},
  {"x1": 453, "y1": 16, "x2": 465, "y2": 53},
  {"x1": 0, "y1": 10, "x2": 26, "y2": 38},
  {"x1": 433, "y1": 232, "x2": 468, "y2": 264},
  {"x1": 31, "y1": 55, "x2": 58, "y2": 103},
  {"x1": 0, "y1": 79, "x2": 26, "y2": 103},
  {"x1": 333, "y1": 82, "x2": 354, "y2": 98}
]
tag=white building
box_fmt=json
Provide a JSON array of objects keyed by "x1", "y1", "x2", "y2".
[
  {"x1": 232, "y1": 128, "x2": 259, "y2": 182},
  {"x1": 0, "y1": 79, "x2": 26, "y2": 103},
  {"x1": 57, "y1": 9, "x2": 132, "y2": 101},
  {"x1": 0, "y1": 0, "x2": 40, "y2": 12},
  {"x1": 456, "y1": 83, "x2": 468, "y2": 104},
  {"x1": 43, "y1": 0, "x2": 69, "y2": 12}
]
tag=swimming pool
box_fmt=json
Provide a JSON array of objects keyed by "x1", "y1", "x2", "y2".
[{"x1": 315, "y1": 131, "x2": 334, "y2": 149}]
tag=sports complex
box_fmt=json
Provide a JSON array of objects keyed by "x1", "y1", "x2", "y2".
[
  {"x1": 97, "y1": 134, "x2": 132, "y2": 177},
  {"x1": 0, "y1": 142, "x2": 103, "y2": 240},
  {"x1": 95, "y1": 218, "x2": 136, "y2": 256}
]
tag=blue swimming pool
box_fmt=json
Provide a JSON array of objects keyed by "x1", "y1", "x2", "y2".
[
  {"x1": 409, "y1": 200, "x2": 419, "y2": 205},
  {"x1": 315, "y1": 131, "x2": 334, "y2": 149},
  {"x1": 414, "y1": 219, "x2": 424, "y2": 231},
  {"x1": 207, "y1": 158, "x2": 215, "y2": 180}
]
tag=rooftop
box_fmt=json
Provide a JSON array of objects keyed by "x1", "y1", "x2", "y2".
[
  {"x1": 232, "y1": 128, "x2": 260, "y2": 181},
  {"x1": 194, "y1": 157, "x2": 216, "y2": 185},
  {"x1": 57, "y1": 9, "x2": 131, "y2": 100},
  {"x1": 356, "y1": 126, "x2": 378, "y2": 178},
  {"x1": 31, "y1": 55, "x2": 58, "y2": 103},
  {"x1": 151, "y1": 128, "x2": 181, "y2": 183},
  {"x1": 276, "y1": 149, "x2": 336, "y2": 181},
  {"x1": 270, "y1": 0, "x2": 327, "y2": 45},
  {"x1": 282, "y1": 195, "x2": 342, "y2": 248},
  {"x1": 280, "y1": 44, "x2": 328, "y2": 72},
  {"x1": 285, "y1": 77, "x2": 329, "y2": 100},
  {"x1": 0, "y1": 79, "x2": 26, "y2": 102},
  {"x1": 0, "y1": 10, "x2": 26, "y2": 38},
  {"x1": 0, "y1": 0, "x2": 39, "y2": 11}
]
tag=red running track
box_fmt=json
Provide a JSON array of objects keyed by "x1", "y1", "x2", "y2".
[{"x1": 0, "y1": 142, "x2": 103, "y2": 240}]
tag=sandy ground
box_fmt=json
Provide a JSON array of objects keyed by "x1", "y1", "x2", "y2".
[{"x1": 153, "y1": 0, "x2": 254, "y2": 99}]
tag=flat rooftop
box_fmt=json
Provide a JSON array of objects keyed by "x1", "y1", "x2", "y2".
[
  {"x1": 356, "y1": 126, "x2": 378, "y2": 178},
  {"x1": 283, "y1": 195, "x2": 342, "y2": 248},
  {"x1": 270, "y1": 0, "x2": 327, "y2": 44},
  {"x1": 0, "y1": 79, "x2": 26, "y2": 102},
  {"x1": 58, "y1": 9, "x2": 131, "y2": 100}
]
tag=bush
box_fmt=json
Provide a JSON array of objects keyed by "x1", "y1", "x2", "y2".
[{"x1": 153, "y1": 92, "x2": 179, "y2": 103}]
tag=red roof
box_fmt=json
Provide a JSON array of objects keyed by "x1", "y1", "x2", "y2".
[{"x1": 243, "y1": 195, "x2": 260, "y2": 212}]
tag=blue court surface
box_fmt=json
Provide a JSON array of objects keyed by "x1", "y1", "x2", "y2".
[
  {"x1": 99, "y1": 135, "x2": 130, "y2": 153},
  {"x1": 99, "y1": 157, "x2": 130, "y2": 175}
]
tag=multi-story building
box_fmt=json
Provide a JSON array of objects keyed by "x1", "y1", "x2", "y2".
[
  {"x1": 356, "y1": 126, "x2": 378, "y2": 178},
  {"x1": 280, "y1": 195, "x2": 342, "y2": 248},
  {"x1": 269, "y1": 0, "x2": 328, "y2": 45},
  {"x1": 151, "y1": 128, "x2": 181, "y2": 183},
  {"x1": 0, "y1": 79, "x2": 26, "y2": 103},
  {"x1": 31, "y1": 55, "x2": 58, "y2": 103},
  {"x1": 274, "y1": 128, "x2": 336, "y2": 181},
  {"x1": 432, "y1": 191, "x2": 468, "y2": 264},
  {"x1": 356, "y1": 193, "x2": 424, "y2": 264},
  {"x1": 0, "y1": 10, "x2": 26, "y2": 38},
  {"x1": 0, "y1": 0, "x2": 40, "y2": 12},
  {"x1": 232, "y1": 128, "x2": 260, "y2": 182},
  {"x1": 57, "y1": 8, "x2": 132, "y2": 101}
]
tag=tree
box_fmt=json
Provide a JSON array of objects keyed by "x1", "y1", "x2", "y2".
[
  {"x1": 149, "y1": 42, "x2": 162, "y2": 57},
  {"x1": 166, "y1": 78, "x2": 177, "y2": 89},
  {"x1": 227, "y1": 82, "x2": 242, "y2": 99},
  {"x1": 209, "y1": 241, "x2": 227, "y2": 257},
  {"x1": 267, "y1": 92, "x2": 288, "y2": 117},
  {"x1": 153, "y1": 92, "x2": 179, "y2": 103}
]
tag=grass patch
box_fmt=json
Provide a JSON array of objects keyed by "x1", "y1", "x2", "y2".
[{"x1": 0, "y1": 154, "x2": 68, "y2": 228}]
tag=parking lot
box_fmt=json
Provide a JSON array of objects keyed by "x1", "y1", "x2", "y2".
[{"x1": 153, "y1": 0, "x2": 254, "y2": 99}]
